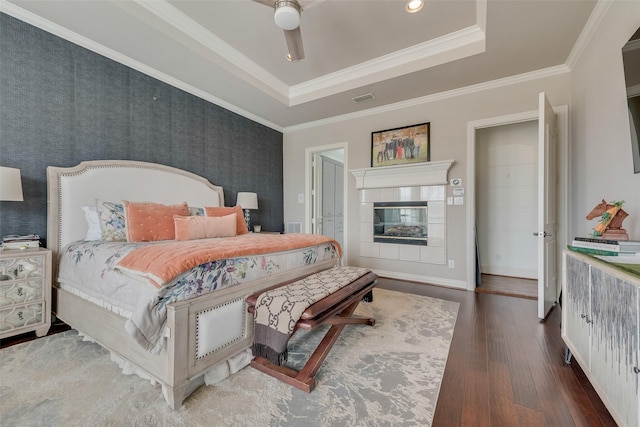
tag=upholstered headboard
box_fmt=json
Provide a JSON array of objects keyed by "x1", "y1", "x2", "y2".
[{"x1": 47, "y1": 160, "x2": 225, "y2": 256}]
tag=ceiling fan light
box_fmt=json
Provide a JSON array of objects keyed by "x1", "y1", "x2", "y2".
[
  {"x1": 406, "y1": 0, "x2": 424, "y2": 13},
  {"x1": 274, "y1": 4, "x2": 300, "y2": 30}
]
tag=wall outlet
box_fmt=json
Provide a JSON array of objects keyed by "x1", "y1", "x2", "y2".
[
  {"x1": 297, "y1": 193, "x2": 304, "y2": 203},
  {"x1": 448, "y1": 259, "x2": 455, "y2": 269}
]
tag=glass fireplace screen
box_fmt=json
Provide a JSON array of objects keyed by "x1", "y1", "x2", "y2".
[{"x1": 373, "y1": 201, "x2": 428, "y2": 246}]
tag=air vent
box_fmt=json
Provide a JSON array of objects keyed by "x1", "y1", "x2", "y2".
[
  {"x1": 286, "y1": 222, "x2": 302, "y2": 233},
  {"x1": 352, "y1": 93, "x2": 375, "y2": 104}
]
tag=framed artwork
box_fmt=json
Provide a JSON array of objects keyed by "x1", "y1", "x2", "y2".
[{"x1": 371, "y1": 122, "x2": 430, "y2": 167}]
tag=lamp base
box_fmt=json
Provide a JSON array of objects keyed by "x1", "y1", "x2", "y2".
[{"x1": 243, "y1": 209, "x2": 251, "y2": 232}]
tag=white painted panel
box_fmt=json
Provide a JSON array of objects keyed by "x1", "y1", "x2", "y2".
[
  {"x1": 379, "y1": 187, "x2": 399, "y2": 202},
  {"x1": 398, "y1": 187, "x2": 421, "y2": 201},
  {"x1": 360, "y1": 242, "x2": 380, "y2": 258},
  {"x1": 428, "y1": 224, "x2": 445, "y2": 244},
  {"x1": 360, "y1": 222, "x2": 374, "y2": 242},
  {"x1": 359, "y1": 202, "x2": 373, "y2": 221},
  {"x1": 380, "y1": 244, "x2": 399, "y2": 260},
  {"x1": 360, "y1": 189, "x2": 380, "y2": 203},
  {"x1": 398, "y1": 245, "x2": 421, "y2": 262},
  {"x1": 428, "y1": 201, "x2": 445, "y2": 222}
]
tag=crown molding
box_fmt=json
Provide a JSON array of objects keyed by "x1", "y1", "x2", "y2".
[
  {"x1": 288, "y1": 25, "x2": 486, "y2": 106},
  {"x1": 133, "y1": 0, "x2": 290, "y2": 105},
  {"x1": 565, "y1": 0, "x2": 612, "y2": 70},
  {"x1": 284, "y1": 64, "x2": 570, "y2": 133}
]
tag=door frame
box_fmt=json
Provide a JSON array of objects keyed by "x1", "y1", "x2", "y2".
[
  {"x1": 465, "y1": 106, "x2": 570, "y2": 292},
  {"x1": 305, "y1": 142, "x2": 348, "y2": 264}
]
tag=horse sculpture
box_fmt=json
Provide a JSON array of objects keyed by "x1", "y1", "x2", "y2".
[{"x1": 586, "y1": 199, "x2": 629, "y2": 240}]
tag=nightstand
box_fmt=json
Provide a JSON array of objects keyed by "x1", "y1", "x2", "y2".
[{"x1": 0, "y1": 247, "x2": 52, "y2": 339}]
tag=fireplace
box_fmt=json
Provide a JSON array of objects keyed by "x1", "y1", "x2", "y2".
[{"x1": 373, "y1": 201, "x2": 428, "y2": 246}]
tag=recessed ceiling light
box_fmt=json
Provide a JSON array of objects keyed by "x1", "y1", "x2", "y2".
[{"x1": 406, "y1": 0, "x2": 424, "y2": 13}]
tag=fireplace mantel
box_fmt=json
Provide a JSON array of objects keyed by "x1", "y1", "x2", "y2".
[{"x1": 350, "y1": 160, "x2": 455, "y2": 190}]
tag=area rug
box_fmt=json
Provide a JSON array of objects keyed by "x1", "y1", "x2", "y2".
[{"x1": 0, "y1": 289, "x2": 458, "y2": 427}]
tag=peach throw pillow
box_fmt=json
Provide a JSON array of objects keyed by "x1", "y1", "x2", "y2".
[
  {"x1": 204, "y1": 205, "x2": 248, "y2": 235},
  {"x1": 174, "y1": 214, "x2": 237, "y2": 240},
  {"x1": 124, "y1": 201, "x2": 189, "y2": 242}
]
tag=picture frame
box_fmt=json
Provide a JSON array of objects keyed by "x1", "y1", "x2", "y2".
[{"x1": 371, "y1": 122, "x2": 430, "y2": 167}]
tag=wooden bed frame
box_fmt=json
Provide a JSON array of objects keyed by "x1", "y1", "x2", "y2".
[{"x1": 46, "y1": 160, "x2": 338, "y2": 409}]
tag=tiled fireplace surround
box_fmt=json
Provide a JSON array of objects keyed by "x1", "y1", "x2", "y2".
[{"x1": 351, "y1": 160, "x2": 454, "y2": 266}]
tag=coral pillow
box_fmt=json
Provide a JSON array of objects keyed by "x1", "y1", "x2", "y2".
[
  {"x1": 124, "y1": 201, "x2": 189, "y2": 242},
  {"x1": 204, "y1": 205, "x2": 248, "y2": 235},
  {"x1": 174, "y1": 214, "x2": 237, "y2": 241}
]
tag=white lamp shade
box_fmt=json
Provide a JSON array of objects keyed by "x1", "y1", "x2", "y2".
[
  {"x1": 236, "y1": 192, "x2": 258, "y2": 210},
  {"x1": 0, "y1": 167, "x2": 24, "y2": 201}
]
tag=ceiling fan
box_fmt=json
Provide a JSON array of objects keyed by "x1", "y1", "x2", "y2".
[{"x1": 252, "y1": 0, "x2": 323, "y2": 61}]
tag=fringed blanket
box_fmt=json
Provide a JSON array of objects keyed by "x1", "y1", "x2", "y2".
[{"x1": 251, "y1": 266, "x2": 371, "y2": 366}]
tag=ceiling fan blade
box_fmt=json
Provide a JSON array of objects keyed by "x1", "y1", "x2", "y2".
[
  {"x1": 284, "y1": 27, "x2": 305, "y2": 61},
  {"x1": 252, "y1": 0, "x2": 275, "y2": 7}
]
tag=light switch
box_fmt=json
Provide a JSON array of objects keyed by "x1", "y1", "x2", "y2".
[
  {"x1": 297, "y1": 193, "x2": 304, "y2": 203},
  {"x1": 454, "y1": 196, "x2": 464, "y2": 205},
  {"x1": 447, "y1": 197, "x2": 453, "y2": 205}
]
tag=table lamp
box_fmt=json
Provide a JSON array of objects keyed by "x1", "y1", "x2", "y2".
[
  {"x1": 0, "y1": 167, "x2": 24, "y2": 202},
  {"x1": 236, "y1": 192, "x2": 258, "y2": 231}
]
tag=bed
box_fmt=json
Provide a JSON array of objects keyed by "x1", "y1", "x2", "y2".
[{"x1": 46, "y1": 160, "x2": 341, "y2": 409}]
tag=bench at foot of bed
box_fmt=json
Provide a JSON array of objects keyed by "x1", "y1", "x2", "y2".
[{"x1": 246, "y1": 269, "x2": 377, "y2": 392}]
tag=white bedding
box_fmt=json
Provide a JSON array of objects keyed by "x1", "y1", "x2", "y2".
[{"x1": 58, "y1": 238, "x2": 340, "y2": 353}]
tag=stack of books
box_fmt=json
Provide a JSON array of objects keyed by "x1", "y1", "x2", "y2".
[
  {"x1": 569, "y1": 237, "x2": 640, "y2": 256},
  {"x1": 2, "y1": 234, "x2": 41, "y2": 249}
]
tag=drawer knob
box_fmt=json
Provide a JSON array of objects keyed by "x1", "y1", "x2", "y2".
[{"x1": 634, "y1": 367, "x2": 640, "y2": 374}]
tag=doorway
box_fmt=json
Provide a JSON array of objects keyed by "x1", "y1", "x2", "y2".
[
  {"x1": 305, "y1": 143, "x2": 347, "y2": 262},
  {"x1": 475, "y1": 120, "x2": 538, "y2": 299},
  {"x1": 466, "y1": 99, "x2": 569, "y2": 319}
]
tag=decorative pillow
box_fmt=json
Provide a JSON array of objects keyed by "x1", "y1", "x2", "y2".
[
  {"x1": 96, "y1": 200, "x2": 127, "y2": 242},
  {"x1": 174, "y1": 214, "x2": 237, "y2": 241},
  {"x1": 188, "y1": 206, "x2": 206, "y2": 216},
  {"x1": 124, "y1": 201, "x2": 189, "y2": 242},
  {"x1": 82, "y1": 206, "x2": 102, "y2": 241},
  {"x1": 204, "y1": 205, "x2": 248, "y2": 235}
]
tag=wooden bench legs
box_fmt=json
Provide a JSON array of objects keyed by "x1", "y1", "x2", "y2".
[{"x1": 250, "y1": 280, "x2": 376, "y2": 392}]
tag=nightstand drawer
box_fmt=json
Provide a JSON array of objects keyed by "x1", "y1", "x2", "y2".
[
  {"x1": 0, "y1": 254, "x2": 45, "y2": 280},
  {"x1": 0, "y1": 280, "x2": 44, "y2": 307},
  {"x1": 0, "y1": 303, "x2": 43, "y2": 333},
  {"x1": 0, "y1": 248, "x2": 52, "y2": 339}
]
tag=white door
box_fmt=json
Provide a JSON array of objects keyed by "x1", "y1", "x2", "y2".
[{"x1": 537, "y1": 92, "x2": 558, "y2": 319}]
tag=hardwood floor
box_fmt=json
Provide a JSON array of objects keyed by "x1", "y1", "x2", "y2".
[
  {"x1": 477, "y1": 273, "x2": 538, "y2": 299},
  {"x1": 378, "y1": 277, "x2": 616, "y2": 427}
]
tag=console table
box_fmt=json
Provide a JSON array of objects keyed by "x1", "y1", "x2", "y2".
[{"x1": 562, "y1": 249, "x2": 639, "y2": 427}]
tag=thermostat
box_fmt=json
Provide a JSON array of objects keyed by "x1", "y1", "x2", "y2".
[{"x1": 451, "y1": 178, "x2": 462, "y2": 186}]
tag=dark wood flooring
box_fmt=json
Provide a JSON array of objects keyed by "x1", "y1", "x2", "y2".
[
  {"x1": 378, "y1": 277, "x2": 616, "y2": 427},
  {"x1": 477, "y1": 273, "x2": 538, "y2": 300},
  {"x1": 2, "y1": 279, "x2": 616, "y2": 426}
]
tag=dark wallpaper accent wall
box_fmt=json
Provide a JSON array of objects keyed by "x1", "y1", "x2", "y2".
[{"x1": 0, "y1": 13, "x2": 283, "y2": 241}]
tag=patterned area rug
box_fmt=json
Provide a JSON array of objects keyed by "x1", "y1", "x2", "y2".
[{"x1": 0, "y1": 289, "x2": 458, "y2": 427}]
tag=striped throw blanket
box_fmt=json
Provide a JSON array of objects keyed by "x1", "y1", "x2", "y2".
[{"x1": 251, "y1": 266, "x2": 371, "y2": 366}]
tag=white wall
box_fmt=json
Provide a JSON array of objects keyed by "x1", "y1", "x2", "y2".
[
  {"x1": 284, "y1": 75, "x2": 570, "y2": 288},
  {"x1": 571, "y1": 1, "x2": 640, "y2": 240}
]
